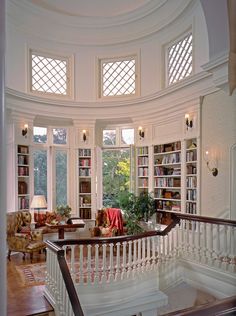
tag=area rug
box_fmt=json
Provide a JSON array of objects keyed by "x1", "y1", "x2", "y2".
[{"x1": 16, "y1": 262, "x2": 46, "y2": 286}]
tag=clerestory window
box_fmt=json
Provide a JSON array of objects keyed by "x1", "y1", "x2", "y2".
[
  {"x1": 99, "y1": 56, "x2": 137, "y2": 98},
  {"x1": 30, "y1": 51, "x2": 71, "y2": 96},
  {"x1": 166, "y1": 32, "x2": 193, "y2": 86}
]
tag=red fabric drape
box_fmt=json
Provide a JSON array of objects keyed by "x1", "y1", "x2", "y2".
[{"x1": 106, "y1": 208, "x2": 124, "y2": 235}]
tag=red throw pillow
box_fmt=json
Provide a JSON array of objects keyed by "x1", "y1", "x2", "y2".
[
  {"x1": 19, "y1": 226, "x2": 32, "y2": 238},
  {"x1": 34, "y1": 212, "x2": 47, "y2": 227}
]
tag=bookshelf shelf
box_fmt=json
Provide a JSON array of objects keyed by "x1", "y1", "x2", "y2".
[
  {"x1": 17, "y1": 145, "x2": 30, "y2": 211},
  {"x1": 137, "y1": 146, "x2": 149, "y2": 195}
]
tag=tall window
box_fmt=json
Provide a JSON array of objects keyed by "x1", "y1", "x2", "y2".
[
  {"x1": 33, "y1": 149, "x2": 47, "y2": 199},
  {"x1": 100, "y1": 56, "x2": 137, "y2": 97},
  {"x1": 102, "y1": 127, "x2": 134, "y2": 207},
  {"x1": 30, "y1": 51, "x2": 70, "y2": 96},
  {"x1": 166, "y1": 33, "x2": 193, "y2": 86},
  {"x1": 33, "y1": 126, "x2": 68, "y2": 208},
  {"x1": 103, "y1": 148, "x2": 130, "y2": 207},
  {"x1": 56, "y1": 150, "x2": 67, "y2": 206}
]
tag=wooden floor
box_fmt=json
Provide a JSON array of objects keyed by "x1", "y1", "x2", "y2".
[{"x1": 7, "y1": 252, "x2": 53, "y2": 316}]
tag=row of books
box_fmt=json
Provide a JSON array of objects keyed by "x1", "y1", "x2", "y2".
[
  {"x1": 138, "y1": 156, "x2": 148, "y2": 165},
  {"x1": 18, "y1": 166, "x2": 29, "y2": 176},
  {"x1": 186, "y1": 176, "x2": 197, "y2": 188},
  {"x1": 154, "y1": 166, "x2": 181, "y2": 176},
  {"x1": 138, "y1": 167, "x2": 148, "y2": 177},
  {"x1": 79, "y1": 169, "x2": 91, "y2": 177},
  {"x1": 79, "y1": 149, "x2": 91, "y2": 157},
  {"x1": 137, "y1": 147, "x2": 148, "y2": 155},
  {"x1": 79, "y1": 158, "x2": 91, "y2": 166},
  {"x1": 18, "y1": 197, "x2": 29, "y2": 210},
  {"x1": 186, "y1": 189, "x2": 197, "y2": 201},
  {"x1": 154, "y1": 177, "x2": 181, "y2": 188},
  {"x1": 79, "y1": 209, "x2": 91, "y2": 219},
  {"x1": 154, "y1": 153, "x2": 181, "y2": 165},
  {"x1": 186, "y1": 150, "x2": 197, "y2": 162},
  {"x1": 154, "y1": 141, "x2": 181, "y2": 153},
  {"x1": 138, "y1": 178, "x2": 148, "y2": 187},
  {"x1": 186, "y1": 202, "x2": 197, "y2": 214}
]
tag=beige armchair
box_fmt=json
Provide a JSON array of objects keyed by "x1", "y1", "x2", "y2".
[{"x1": 7, "y1": 210, "x2": 46, "y2": 262}]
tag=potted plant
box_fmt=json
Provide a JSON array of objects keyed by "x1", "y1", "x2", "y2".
[
  {"x1": 118, "y1": 191, "x2": 156, "y2": 235},
  {"x1": 55, "y1": 204, "x2": 72, "y2": 223}
]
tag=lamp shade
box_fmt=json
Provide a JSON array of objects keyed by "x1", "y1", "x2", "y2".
[{"x1": 30, "y1": 195, "x2": 47, "y2": 209}]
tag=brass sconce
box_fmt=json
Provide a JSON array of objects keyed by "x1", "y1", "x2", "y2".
[
  {"x1": 82, "y1": 130, "x2": 87, "y2": 142},
  {"x1": 22, "y1": 124, "x2": 28, "y2": 137},
  {"x1": 205, "y1": 150, "x2": 218, "y2": 177},
  {"x1": 138, "y1": 126, "x2": 144, "y2": 139},
  {"x1": 185, "y1": 114, "x2": 193, "y2": 130}
]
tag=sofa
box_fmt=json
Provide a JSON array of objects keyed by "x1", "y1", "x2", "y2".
[{"x1": 7, "y1": 210, "x2": 46, "y2": 262}]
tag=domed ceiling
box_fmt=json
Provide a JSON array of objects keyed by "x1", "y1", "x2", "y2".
[
  {"x1": 27, "y1": 0, "x2": 158, "y2": 18},
  {"x1": 9, "y1": 0, "x2": 193, "y2": 45}
]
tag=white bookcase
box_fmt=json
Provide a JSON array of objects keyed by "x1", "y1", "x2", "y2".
[
  {"x1": 17, "y1": 145, "x2": 30, "y2": 210},
  {"x1": 136, "y1": 146, "x2": 149, "y2": 195}
]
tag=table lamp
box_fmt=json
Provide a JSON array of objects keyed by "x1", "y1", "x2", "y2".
[{"x1": 30, "y1": 195, "x2": 47, "y2": 223}]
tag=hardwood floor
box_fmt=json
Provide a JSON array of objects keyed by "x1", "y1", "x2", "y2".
[{"x1": 7, "y1": 252, "x2": 53, "y2": 316}]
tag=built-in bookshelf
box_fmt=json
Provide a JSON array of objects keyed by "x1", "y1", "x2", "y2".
[
  {"x1": 153, "y1": 141, "x2": 181, "y2": 212},
  {"x1": 185, "y1": 138, "x2": 198, "y2": 214},
  {"x1": 17, "y1": 145, "x2": 30, "y2": 210},
  {"x1": 137, "y1": 146, "x2": 149, "y2": 195},
  {"x1": 78, "y1": 148, "x2": 92, "y2": 219}
]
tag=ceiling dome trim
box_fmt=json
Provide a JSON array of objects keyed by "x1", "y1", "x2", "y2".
[{"x1": 8, "y1": 0, "x2": 194, "y2": 46}]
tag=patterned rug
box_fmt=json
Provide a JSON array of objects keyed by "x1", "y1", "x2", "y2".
[{"x1": 16, "y1": 262, "x2": 46, "y2": 286}]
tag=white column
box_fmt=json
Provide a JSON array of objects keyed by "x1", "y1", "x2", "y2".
[{"x1": 0, "y1": 0, "x2": 6, "y2": 315}]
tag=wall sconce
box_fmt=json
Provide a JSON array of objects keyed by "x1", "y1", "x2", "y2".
[
  {"x1": 204, "y1": 150, "x2": 218, "y2": 177},
  {"x1": 185, "y1": 114, "x2": 193, "y2": 130},
  {"x1": 22, "y1": 124, "x2": 28, "y2": 137},
  {"x1": 82, "y1": 130, "x2": 87, "y2": 142},
  {"x1": 138, "y1": 126, "x2": 144, "y2": 139}
]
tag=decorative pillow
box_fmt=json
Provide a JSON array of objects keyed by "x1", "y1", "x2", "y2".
[
  {"x1": 34, "y1": 211, "x2": 47, "y2": 227},
  {"x1": 45, "y1": 211, "x2": 57, "y2": 224},
  {"x1": 17, "y1": 226, "x2": 32, "y2": 239}
]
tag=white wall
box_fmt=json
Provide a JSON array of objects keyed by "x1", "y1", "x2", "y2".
[{"x1": 201, "y1": 90, "x2": 236, "y2": 218}]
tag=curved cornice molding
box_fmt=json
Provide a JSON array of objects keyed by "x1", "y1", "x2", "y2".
[
  {"x1": 6, "y1": 71, "x2": 211, "y2": 110},
  {"x1": 6, "y1": 70, "x2": 218, "y2": 125},
  {"x1": 7, "y1": 0, "x2": 194, "y2": 46}
]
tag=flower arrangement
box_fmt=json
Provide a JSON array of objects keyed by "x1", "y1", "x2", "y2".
[{"x1": 55, "y1": 204, "x2": 72, "y2": 221}]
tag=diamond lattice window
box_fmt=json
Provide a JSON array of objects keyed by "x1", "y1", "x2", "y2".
[
  {"x1": 101, "y1": 58, "x2": 136, "y2": 97},
  {"x1": 167, "y1": 33, "x2": 193, "y2": 85},
  {"x1": 31, "y1": 53, "x2": 69, "y2": 95}
]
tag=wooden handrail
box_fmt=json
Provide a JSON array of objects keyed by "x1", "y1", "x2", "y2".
[
  {"x1": 158, "y1": 210, "x2": 236, "y2": 227},
  {"x1": 46, "y1": 240, "x2": 84, "y2": 316},
  {"x1": 45, "y1": 213, "x2": 236, "y2": 316}
]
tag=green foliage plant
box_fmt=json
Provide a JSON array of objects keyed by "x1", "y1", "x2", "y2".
[
  {"x1": 118, "y1": 191, "x2": 155, "y2": 235},
  {"x1": 55, "y1": 204, "x2": 72, "y2": 218}
]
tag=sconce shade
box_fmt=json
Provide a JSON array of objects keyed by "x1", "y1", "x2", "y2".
[
  {"x1": 82, "y1": 130, "x2": 87, "y2": 142},
  {"x1": 185, "y1": 114, "x2": 193, "y2": 129},
  {"x1": 30, "y1": 195, "x2": 47, "y2": 209},
  {"x1": 138, "y1": 126, "x2": 144, "y2": 138},
  {"x1": 22, "y1": 124, "x2": 28, "y2": 137}
]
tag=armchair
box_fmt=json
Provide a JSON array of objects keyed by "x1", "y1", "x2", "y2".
[
  {"x1": 90, "y1": 208, "x2": 124, "y2": 237},
  {"x1": 7, "y1": 210, "x2": 46, "y2": 262}
]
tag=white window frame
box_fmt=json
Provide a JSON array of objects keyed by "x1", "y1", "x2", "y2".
[
  {"x1": 98, "y1": 54, "x2": 140, "y2": 100},
  {"x1": 102, "y1": 126, "x2": 134, "y2": 148},
  {"x1": 29, "y1": 49, "x2": 74, "y2": 99},
  {"x1": 32, "y1": 126, "x2": 70, "y2": 210},
  {"x1": 164, "y1": 30, "x2": 193, "y2": 87}
]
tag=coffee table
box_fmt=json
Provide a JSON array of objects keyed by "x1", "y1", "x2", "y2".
[{"x1": 46, "y1": 222, "x2": 85, "y2": 239}]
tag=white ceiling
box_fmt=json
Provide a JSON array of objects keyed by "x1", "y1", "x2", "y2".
[{"x1": 26, "y1": 0, "x2": 156, "y2": 18}]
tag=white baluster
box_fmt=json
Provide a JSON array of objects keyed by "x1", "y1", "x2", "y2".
[
  {"x1": 101, "y1": 244, "x2": 107, "y2": 283},
  {"x1": 108, "y1": 242, "x2": 114, "y2": 282},
  {"x1": 137, "y1": 239, "x2": 142, "y2": 273},
  {"x1": 146, "y1": 237, "x2": 151, "y2": 271},
  {"x1": 121, "y1": 241, "x2": 127, "y2": 279},
  {"x1": 69, "y1": 245, "x2": 76, "y2": 282},
  {"x1": 150, "y1": 237, "x2": 155, "y2": 270},
  {"x1": 196, "y1": 221, "x2": 201, "y2": 262},
  {"x1": 215, "y1": 224, "x2": 221, "y2": 268},
  {"x1": 132, "y1": 239, "x2": 137, "y2": 277},
  {"x1": 94, "y1": 244, "x2": 99, "y2": 283},
  {"x1": 79, "y1": 244, "x2": 84, "y2": 284},
  {"x1": 87, "y1": 244, "x2": 92, "y2": 284},
  {"x1": 115, "y1": 242, "x2": 121, "y2": 281},
  {"x1": 222, "y1": 225, "x2": 229, "y2": 270},
  {"x1": 141, "y1": 237, "x2": 146, "y2": 271},
  {"x1": 208, "y1": 223, "x2": 214, "y2": 266},
  {"x1": 127, "y1": 240, "x2": 132, "y2": 277}
]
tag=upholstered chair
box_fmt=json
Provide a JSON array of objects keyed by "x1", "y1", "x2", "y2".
[{"x1": 7, "y1": 210, "x2": 46, "y2": 262}]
